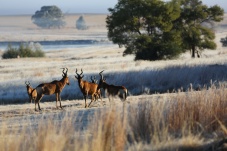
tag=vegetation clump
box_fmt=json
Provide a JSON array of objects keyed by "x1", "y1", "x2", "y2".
[
  {"x1": 2, "y1": 42, "x2": 45, "y2": 59},
  {"x1": 220, "y1": 36, "x2": 227, "y2": 47},
  {"x1": 31, "y1": 5, "x2": 66, "y2": 28},
  {"x1": 76, "y1": 16, "x2": 88, "y2": 30}
]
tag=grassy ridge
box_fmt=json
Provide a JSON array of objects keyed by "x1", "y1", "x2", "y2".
[{"x1": 1, "y1": 63, "x2": 227, "y2": 104}]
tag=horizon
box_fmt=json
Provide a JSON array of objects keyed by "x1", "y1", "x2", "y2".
[{"x1": 0, "y1": 0, "x2": 226, "y2": 16}]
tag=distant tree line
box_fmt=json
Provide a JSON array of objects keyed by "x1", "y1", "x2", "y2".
[
  {"x1": 30, "y1": 0, "x2": 224, "y2": 61},
  {"x1": 31, "y1": 6, "x2": 88, "y2": 30}
]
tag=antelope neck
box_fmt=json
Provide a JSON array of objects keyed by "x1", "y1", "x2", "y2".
[
  {"x1": 102, "y1": 82, "x2": 109, "y2": 89},
  {"x1": 61, "y1": 77, "x2": 68, "y2": 85}
]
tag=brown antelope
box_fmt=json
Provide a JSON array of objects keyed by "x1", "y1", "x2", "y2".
[
  {"x1": 34, "y1": 68, "x2": 70, "y2": 111},
  {"x1": 90, "y1": 76, "x2": 102, "y2": 101},
  {"x1": 25, "y1": 81, "x2": 37, "y2": 103},
  {"x1": 98, "y1": 70, "x2": 127, "y2": 102},
  {"x1": 75, "y1": 69, "x2": 102, "y2": 108}
]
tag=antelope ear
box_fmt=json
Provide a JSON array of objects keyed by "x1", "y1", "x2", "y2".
[
  {"x1": 81, "y1": 75, "x2": 84, "y2": 78},
  {"x1": 75, "y1": 75, "x2": 78, "y2": 79}
]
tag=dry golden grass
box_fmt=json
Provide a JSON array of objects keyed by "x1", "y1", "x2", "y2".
[{"x1": 1, "y1": 84, "x2": 227, "y2": 151}]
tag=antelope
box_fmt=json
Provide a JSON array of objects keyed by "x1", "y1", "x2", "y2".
[
  {"x1": 75, "y1": 69, "x2": 102, "y2": 108},
  {"x1": 98, "y1": 70, "x2": 127, "y2": 102},
  {"x1": 25, "y1": 81, "x2": 37, "y2": 103},
  {"x1": 34, "y1": 68, "x2": 70, "y2": 111},
  {"x1": 90, "y1": 76, "x2": 102, "y2": 101}
]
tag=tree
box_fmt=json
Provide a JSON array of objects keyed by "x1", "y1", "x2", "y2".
[
  {"x1": 175, "y1": 0, "x2": 224, "y2": 58},
  {"x1": 76, "y1": 16, "x2": 88, "y2": 30},
  {"x1": 106, "y1": 0, "x2": 183, "y2": 61},
  {"x1": 31, "y1": 6, "x2": 66, "y2": 28}
]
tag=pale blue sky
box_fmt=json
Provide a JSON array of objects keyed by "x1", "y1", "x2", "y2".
[{"x1": 0, "y1": 0, "x2": 226, "y2": 15}]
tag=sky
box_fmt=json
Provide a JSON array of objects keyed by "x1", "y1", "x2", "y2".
[{"x1": 0, "y1": 0, "x2": 226, "y2": 15}]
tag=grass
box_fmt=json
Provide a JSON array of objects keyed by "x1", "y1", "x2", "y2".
[{"x1": 1, "y1": 83, "x2": 227, "y2": 151}]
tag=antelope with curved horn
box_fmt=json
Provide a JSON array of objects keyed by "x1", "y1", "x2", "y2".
[
  {"x1": 98, "y1": 70, "x2": 127, "y2": 102},
  {"x1": 34, "y1": 68, "x2": 70, "y2": 111},
  {"x1": 75, "y1": 69, "x2": 102, "y2": 108},
  {"x1": 25, "y1": 81, "x2": 37, "y2": 103}
]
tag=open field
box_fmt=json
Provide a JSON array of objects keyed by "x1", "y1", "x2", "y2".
[{"x1": 0, "y1": 14, "x2": 227, "y2": 150}]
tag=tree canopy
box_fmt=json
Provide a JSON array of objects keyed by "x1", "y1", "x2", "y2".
[
  {"x1": 31, "y1": 6, "x2": 66, "y2": 28},
  {"x1": 176, "y1": 0, "x2": 224, "y2": 58},
  {"x1": 106, "y1": 0, "x2": 224, "y2": 60}
]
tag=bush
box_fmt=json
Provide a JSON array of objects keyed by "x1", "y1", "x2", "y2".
[
  {"x1": 2, "y1": 42, "x2": 45, "y2": 59},
  {"x1": 76, "y1": 16, "x2": 88, "y2": 30},
  {"x1": 220, "y1": 36, "x2": 227, "y2": 47}
]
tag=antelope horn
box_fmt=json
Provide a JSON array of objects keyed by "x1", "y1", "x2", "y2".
[
  {"x1": 65, "y1": 68, "x2": 68, "y2": 74},
  {"x1": 75, "y1": 68, "x2": 80, "y2": 76},
  {"x1": 25, "y1": 81, "x2": 30, "y2": 86},
  {"x1": 80, "y1": 69, "x2": 83, "y2": 76},
  {"x1": 61, "y1": 68, "x2": 65, "y2": 74},
  {"x1": 99, "y1": 70, "x2": 104, "y2": 80}
]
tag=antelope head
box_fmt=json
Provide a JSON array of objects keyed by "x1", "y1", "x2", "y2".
[
  {"x1": 75, "y1": 68, "x2": 84, "y2": 82},
  {"x1": 98, "y1": 70, "x2": 105, "y2": 88},
  {"x1": 90, "y1": 76, "x2": 98, "y2": 84},
  {"x1": 25, "y1": 81, "x2": 31, "y2": 89},
  {"x1": 61, "y1": 68, "x2": 70, "y2": 85}
]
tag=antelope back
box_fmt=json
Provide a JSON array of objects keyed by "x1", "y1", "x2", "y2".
[{"x1": 83, "y1": 81, "x2": 98, "y2": 95}]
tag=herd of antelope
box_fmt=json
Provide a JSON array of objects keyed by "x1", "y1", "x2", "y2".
[{"x1": 25, "y1": 68, "x2": 128, "y2": 111}]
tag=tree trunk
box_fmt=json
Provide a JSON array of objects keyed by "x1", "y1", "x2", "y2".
[{"x1": 191, "y1": 46, "x2": 195, "y2": 58}]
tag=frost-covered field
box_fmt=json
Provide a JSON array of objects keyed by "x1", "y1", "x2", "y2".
[
  {"x1": 1, "y1": 44, "x2": 227, "y2": 104},
  {"x1": 0, "y1": 14, "x2": 227, "y2": 104}
]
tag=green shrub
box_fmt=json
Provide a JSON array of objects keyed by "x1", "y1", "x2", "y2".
[{"x1": 2, "y1": 42, "x2": 45, "y2": 59}]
